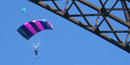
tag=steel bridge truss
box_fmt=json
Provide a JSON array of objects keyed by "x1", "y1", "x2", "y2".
[{"x1": 29, "y1": 0, "x2": 130, "y2": 53}]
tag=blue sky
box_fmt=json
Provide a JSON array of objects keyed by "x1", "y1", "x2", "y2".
[{"x1": 0, "y1": 0, "x2": 130, "y2": 65}]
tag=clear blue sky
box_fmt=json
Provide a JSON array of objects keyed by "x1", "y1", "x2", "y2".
[{"x1": 0, "y1": 0, "x2": 130, "y2": 65}]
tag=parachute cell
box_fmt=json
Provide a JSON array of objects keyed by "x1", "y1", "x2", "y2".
[{"x1": 17, "y1": 19, "x2": 53, "y2": 40}]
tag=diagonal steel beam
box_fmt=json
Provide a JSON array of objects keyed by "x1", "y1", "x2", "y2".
[
  {"x1": 52, "y1": 0, "x2": 61, "y2": 10},
  {"x1": 73, "y1": 1, "x2": 92, "y2": 26},
  {"x1": 78, "y1": 0, "x2": 130, "y2": 28},
  {"x1": 121, "y1": 0, "x2": 130, "y2": 22}
]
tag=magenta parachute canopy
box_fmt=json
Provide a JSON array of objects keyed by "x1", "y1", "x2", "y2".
[{"x1": 17, "y1": 19, "x2": 53, "y2": 40}]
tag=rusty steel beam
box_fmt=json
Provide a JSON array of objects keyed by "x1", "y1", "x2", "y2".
[
  {"x1": 64, "y1": 0, "x2": 69, "y2": 11},
  {"x1": 78, "y1": 0, "x2": 130, "y2": 28},
  {"x1": 52, "y1": 0, "x2": 61, "y2": 11},
  {"x1": 28, "y1": 0, "x2": 130, "y2": 53},
  {"x1": 73, "y1": 1, "x2": 92, "y2": 26},
  {"x1": 125, "y1": 29, "x2": 130, "y2": 44},
  {"x1": 127, "y1": 0, "x2": 130, "y2": 2},
  {"x1": 100, "y1": 30, "x2": 130, "y2": 33},
  {"x1": 70, "y1": 14, "x2": 103, "y2": 17},
  {"x1": 121, "y1": 0, "x2": 130, "y2": 22},
  {"x1": 106, "y1": 8, "x2": 130, "y2": 10}
]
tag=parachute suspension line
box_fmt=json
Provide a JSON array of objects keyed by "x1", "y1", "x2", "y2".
[
  {"x1": 26, "y1": 38, "x2": 35, "y2": 48},
  {"x1": 30, "y1": 34, "x2": 40, "y2": 48},
  {"x1": 24, "y1": 13, "x2": 33, "y2": 21},
  {"x1": 21, "y1": 8, "x2": 32, "y2": 21},
  {"x1": 35, "y1": 35, "x2": 40, "y2": 48}
]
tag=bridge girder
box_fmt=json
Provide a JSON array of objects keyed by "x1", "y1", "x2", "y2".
[{"x1": 29, "y1": 0, "x2": 130, "y2": 53}]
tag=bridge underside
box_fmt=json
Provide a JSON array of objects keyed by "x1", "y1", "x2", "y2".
[{"x1": 29, "y1": 0, "x2": 130, "y2": 53}]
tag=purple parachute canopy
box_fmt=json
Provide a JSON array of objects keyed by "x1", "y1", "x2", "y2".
[{"x1": 17, "y1": 19, "x2": 53, "y2": 40}]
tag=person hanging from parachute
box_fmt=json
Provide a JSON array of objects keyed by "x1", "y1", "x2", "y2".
[
  {"x1": 18, "y1": 8, "x2": 53, "y2": 59},
  {"x1": 33, "y1": 41, "x2": 40, "y2": 59}
]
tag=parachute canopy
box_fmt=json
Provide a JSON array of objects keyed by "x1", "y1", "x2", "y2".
[{"x1": 17, "y1": 19, "x2": 53, "y2": 40}]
